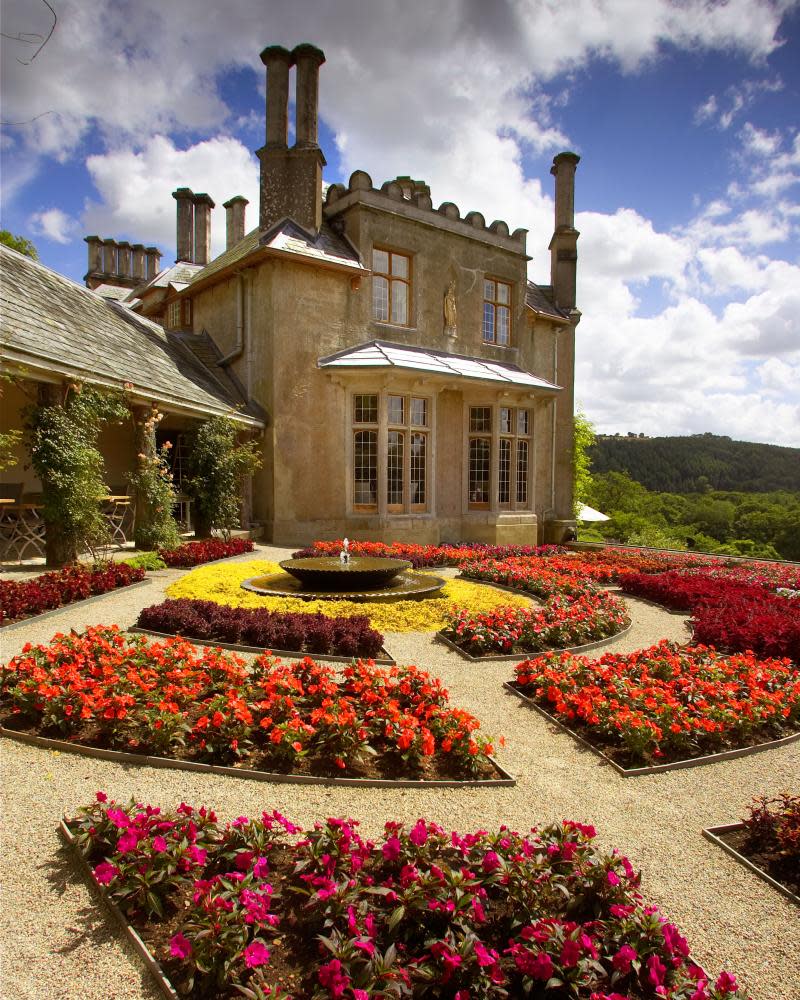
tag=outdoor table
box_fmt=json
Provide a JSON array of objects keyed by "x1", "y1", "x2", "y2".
[{"x1": 0, "y1": 501, "x2": 46, "y2": 562}]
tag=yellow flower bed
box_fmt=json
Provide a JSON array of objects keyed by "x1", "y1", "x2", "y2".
[{"x1": 165, "y1": 560, "x2": 530, "y2": 633}]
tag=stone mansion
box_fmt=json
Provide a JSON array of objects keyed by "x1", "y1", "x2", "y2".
[{"x1": 1, "y1": 43, "x2": 580, "y2": 547}]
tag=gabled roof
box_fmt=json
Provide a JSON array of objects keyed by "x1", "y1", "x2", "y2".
[
  {"x1": 318, "y1": 340, "x2": 561, "y2": 391},
  {"x1": 0, "y1": 245, "x2": 264, "y2": 425},
  {"x1": 187, "y1": 220, "x2": 365, "y2": 292},
  {"x1": 525, "y1": 281, "x2": 570, "y2": 322}
]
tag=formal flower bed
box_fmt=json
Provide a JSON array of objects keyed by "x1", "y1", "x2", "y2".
[
  {"x1": 165, "y1": 561, "x2": 531, "y2": 632},
  {"x1": 690, "y1": 590, "x2": 800, "y2": 663},
  {"x1": 1, "y1": 626, "x2": 498, "y2": 779},
  {"x1": 65, "y1": 794, "x2": 747, "y2": 1000},
  {"x1": 294, "y1": 539, "x2": 559, "y2": 568},
  {"x1": 459, "y1": 555, "x2": 605, "y2": 597},
  {"x1": 159, "y1": 537, "x2": 255, "y2": 568},
  {"x1": 441, "y1": 591, "x2": 630, "y2": 657},
  {"x1": 137, "y1": 598, "x2": 385, "y2": 657},
  {"x1": 0, "y1": 562, "x2": 145, "y2": 626},
  {"x1": 619, "y1": 572, "x2": 765, "y2": 612},
  {"x1": 511, "y1": 641, "x2": 800, "y2": 768}
]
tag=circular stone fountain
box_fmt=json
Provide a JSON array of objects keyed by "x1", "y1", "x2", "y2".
[{"x1": 242, "y1": 556, "x2": 447, "y2": 603}]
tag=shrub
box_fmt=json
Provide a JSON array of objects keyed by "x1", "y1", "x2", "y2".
[{"x1": 122, "y1": 551, "x2": 167, "y2": 571}]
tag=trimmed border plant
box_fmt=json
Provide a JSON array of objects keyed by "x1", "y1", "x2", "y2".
[{"x1": 159, "y1": 537, "x2": 255, "y2": 567}]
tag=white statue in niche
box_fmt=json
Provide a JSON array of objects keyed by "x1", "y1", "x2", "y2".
[{"x1": 444, "y1": 280, "x2": 457, "y2": 340}]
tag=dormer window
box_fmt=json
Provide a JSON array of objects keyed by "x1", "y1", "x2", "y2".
[
  {"x1": 372, "y1": 248, "x2": 411, "y2": 326},
  {"x1": 482, "y1": 278, "x2": 511, "y2": 345}
]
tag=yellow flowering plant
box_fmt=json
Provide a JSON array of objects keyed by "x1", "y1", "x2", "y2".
[{"x1": 166, "y1": 561, "x2": 531, "y2": 633}]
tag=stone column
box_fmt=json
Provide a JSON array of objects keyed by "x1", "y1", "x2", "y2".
[
  {"x1": 260, "y1": 45, "x2": 292, "y2": 148},
  {"x1": 223, "y1": 195, "x2": 248, "y2": 249},
  {"x1": 172, "y1": 187, "x2": 195, "y2": 262},
  {"x1": 193, "y1": 193, "x2": 215, "y2": 265},
  {"x1": 292, "y1": 43, "x2": 325, "y2": 147}
]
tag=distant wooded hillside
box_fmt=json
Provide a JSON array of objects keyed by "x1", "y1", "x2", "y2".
[{"x1": 588, "y1": 434, "x2": 800, "y2": 493}]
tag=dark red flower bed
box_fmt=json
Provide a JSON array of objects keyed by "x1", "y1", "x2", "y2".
[
  {"x1": 690, "y1": 591, "x2": 800, "y2": 663},
  {"x1": 137, "y1": 598, "x2": 384, "y2": 657},
  {"x1": 66, "y1": 794, "x2": 747, "y2": 999},
  {"x1": 618, "y1": 572, "x2": 765, "y2": 612},
  {"x1": 0, "y1": 562, "x2": 145, "y2": 626},
  {"x1": 159, "y1": 538, "x2": 255, "y2": 567},
  {"x1": 716, "y1": 792, "x2": 800, "y2": 899}
]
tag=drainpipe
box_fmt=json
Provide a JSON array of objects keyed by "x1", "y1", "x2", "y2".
[
  {"x1": 550, "y1": 328, "x2": 558, "y2": 511},
  {"x1": 218, "y1": 272, "x2": 246, "y2": 367}
]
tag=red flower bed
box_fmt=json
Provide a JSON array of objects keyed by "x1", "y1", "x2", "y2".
[
  {"x1": 295, "y1": 540, "x2": 560, "y2": 569},
  {"x1": 618, "y1": 571, "x2": 764, "y2": 612},
  {"x1": 442, "y1": 591, "x2": 629, "y2": 656},
  {"x1": 512, "y1": 641, "x2": 800, "y2": 768},
  {"x1": 66, "y1": 794, "x2": 747, "y2": 999},
  {"x1": 0, "y1": 563, "x2": 145, "y2": 625},
  {"x1": 1, "y1": 626, "x2": 496, "y2": 779},
  {"x1": 690, "y1": 591, "x2": 800, "y2": 663},
  {"x1": 159, "y1": 537, "x2": 254, "y2": 568},
  {"x1": 137, "y1": 598, "x2": 385, "y2": 657}
]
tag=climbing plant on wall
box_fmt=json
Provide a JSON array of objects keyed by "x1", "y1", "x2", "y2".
[{"x1": 24, "y1": 384, "x2": 128, "y2": 566}]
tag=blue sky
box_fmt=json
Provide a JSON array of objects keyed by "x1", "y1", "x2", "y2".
[{"x1": 2, "y1": 0, "x2": 799, "y2": 446}]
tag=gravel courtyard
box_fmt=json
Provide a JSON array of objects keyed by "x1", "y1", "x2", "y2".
[{"x1": 1, "y1": 544, "x2": 797, "y2": 1000}]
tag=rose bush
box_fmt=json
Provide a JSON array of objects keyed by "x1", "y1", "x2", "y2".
[
  {"x1": 513, "y1": 641, "x2": 800, "y2": 768},
  {"x1": 1, "y1": 626, "x2": 496, "y2": 777},
  {"x1": 67, "y1": 794, "x2": 748, "y2": 999}
]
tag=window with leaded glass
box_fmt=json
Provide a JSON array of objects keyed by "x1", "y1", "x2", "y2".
[
  {"x1": 482, "y1": 278, "x2": 511, "y2": 345},
  {"x1": 372, "y1": 248, "x2": 411, "y2": 325},
  {"x1": 468, "y1": 404, "x2": 531, "y2": 510}
]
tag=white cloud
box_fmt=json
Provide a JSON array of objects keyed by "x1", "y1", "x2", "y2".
[
  {"x1": 29, "y1": 207, "x2": 77, "y2": 244},
  {"x1": 82, "y1": 135, "x2": 260, "y2": 258},
  {"x1": 693, "y1": 76, "x2": 784, "y2": 131}
]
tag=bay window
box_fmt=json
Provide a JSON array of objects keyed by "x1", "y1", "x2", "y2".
[{"x1": 468, "y1": 404, "x2": 531, "y2": 510}]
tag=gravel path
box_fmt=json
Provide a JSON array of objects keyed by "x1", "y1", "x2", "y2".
[{"x1": 1, "y1": 545, "x2": 797, "y2": 1000}]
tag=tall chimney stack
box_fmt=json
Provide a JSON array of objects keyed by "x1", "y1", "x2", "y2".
[
  {"x1": 257, "y1": 42, "x2": 326, "y2": 234},
  {"x1": 173, "y1": 187, "x2": 195, "y2": 263},
  {"x1": 145, "y1": 246, "x2": 162, "y2": 280},
  {"x1": 193, "y1": 193, "x2": 215, "y2": 265},
  {"x1": 131, "y1": 244, "x2": 146, "y2": 282},
  {"x1": 548, "y1": 151, "x2": 580, "y2": 312},
  {"x1": 293, "y1": 43, "x2": 325, "y2": 148},
  {"x1": 223, "y1": 196, "x2": 249, "y2": 249}
]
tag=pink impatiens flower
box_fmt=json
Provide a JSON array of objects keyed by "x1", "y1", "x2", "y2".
[
  {"x1": 170, "y1": 932, "x2": 192, "y2": 959},
  {"x1": 93, "y1": 861, "x2": 119, "y2": 885},
  {"x1": 647, "y1": 953, "x2": 667, "y2": 987},
  {"x1": 382, "y1": 835, "x2": 401, "y2": 861},
  {"x1": 243, "y1": 940, "x2": 270, "y2": 968},
  {"x1": 612, "y1": 944, "x2": 637, "y2": 973},
  {"x1": 607, "y1": 869, "x2": 621, "y2": 886},
  {"x1": 715, "y1": 972, "x2": 739, "y2": 994},
  {"x1": 409, "y1": 819, "x2": 428, "y2": 846},
  {"x1": 560, "y1": 938, "x2": 581, "y2": 967},
  {"x1": 529, "y1": 952, "x2": 554, "y2": 981},
  {"x1": 152, "y1": 835, "x2": 168, "y2": 853}
]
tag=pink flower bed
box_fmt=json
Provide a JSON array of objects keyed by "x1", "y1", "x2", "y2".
[
  {"x1": 159, "y1": 537, "x2": 254, "y2": 567},
  {"x1": 0, "y1": 563, "x2": 145, "y2": 625},
  {"x1": 66, "y1": 794, "x2": 747, "y2": 999}
]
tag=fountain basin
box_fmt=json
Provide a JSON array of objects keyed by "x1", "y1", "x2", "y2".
[
  {"x1": 242, "y1": 556, "x2": 446, "y2": 603},
  {"x1": 279, "y1": 556, "x2": 412, "y2": 591}
]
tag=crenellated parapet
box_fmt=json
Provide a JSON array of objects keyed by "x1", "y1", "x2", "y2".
[{"x1": 324, "y1": 171, "x2": 527, "y2": 253}]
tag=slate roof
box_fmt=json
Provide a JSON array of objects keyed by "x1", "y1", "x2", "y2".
[
  {"x1": 318, "y1": 340, "x2": 561, "y2": 391},
  {"x1": 525, "y1": 281, "x2": 570, "y2": 321},
  {"x1": 0, "y1": 245, "x2": 264, "y2": 425},
  {"x1": 188, "y1": 220, "x2": 364, "y2": 289}
]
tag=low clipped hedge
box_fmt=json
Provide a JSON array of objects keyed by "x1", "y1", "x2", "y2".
[
  {"x1": 0, "y1": 563, "x2": 145, "y2": 625},
  {"x1": 159, "y1": 538, "x2": 255, "y2": 568},
  {"x1": 137, "y1": 598, "x2": 385, "y2": 657}
]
